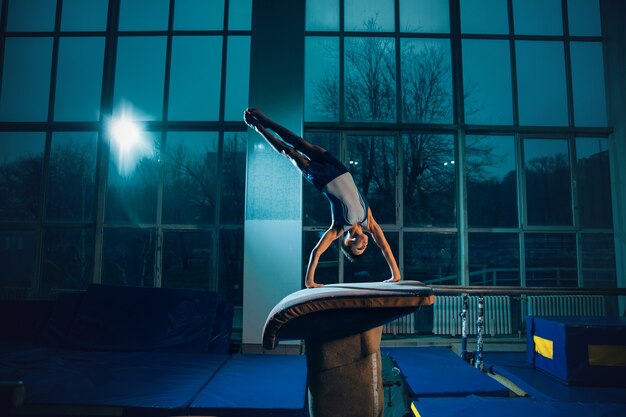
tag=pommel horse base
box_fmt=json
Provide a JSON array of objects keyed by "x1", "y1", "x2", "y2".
[{"x1": 262, "y1": 281, "x2": 434, "y2": 417}]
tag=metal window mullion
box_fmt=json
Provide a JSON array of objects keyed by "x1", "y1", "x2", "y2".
[
  {"x1": 394, "y1": 0, "x2": 402, "y2": 124},
  {"x1": 338, "y1": 130, "x2": 346, "y2": 283},
  {"x1": 450, "y1": 0, "x2": 463, "y2": 127},
  {"x1": 219, "y1": 0, "x2": 230, "y2": 122},
  {"x1": 507, "y1": 0, "x2": 520, "y2": 129},
  {"x1": 154, "y1": 1, "x2": 177, "y2": 289},
  {"x1": 213, "y1": 133, "x2": 226, "y2": 292},
  {"x1": 562, "y1": 0, "x2": 575, "y2": 128},
  {"x1": 457, "y1": 129, "x2": 468, "y2": 286},
  {"x1": 396, "y1": 131, "x2": 404, "y2": 279},
  {"x1": 517, "y1": 132, "x2": 527, "y2": 287},
  {"x1": 92, "y1": 0, "x2": 121, "y2": 285},
  {"x1": 338, "y1": 0, "x2": 345, "y2": 123},
  {"x1": 570, "y1": 135, "x2": 585, "y2": 287}
]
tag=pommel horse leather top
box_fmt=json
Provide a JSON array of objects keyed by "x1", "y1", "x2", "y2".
[{"x1": 262, "y1": 280, "x2": 434, "y2": 350}]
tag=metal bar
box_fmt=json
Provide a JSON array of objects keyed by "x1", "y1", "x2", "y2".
[{"x1": 430, "y1": 285, "x2": 626, "y2": 296}]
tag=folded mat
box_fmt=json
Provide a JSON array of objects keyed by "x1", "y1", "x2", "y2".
[
  {"x1": 383, "y1": 346, "x2": 509, "y2": 397},
  {"x1": 484, "y1": 351, "x2": 626, "y2": 403}
]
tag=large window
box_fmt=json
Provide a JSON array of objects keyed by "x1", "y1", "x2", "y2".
[
  {"x1": 0, "y1": 0, "x2": 251, "y2": 305},
  {"x1": 303, "y1": 0, "x2": 615, "y2": 292}
]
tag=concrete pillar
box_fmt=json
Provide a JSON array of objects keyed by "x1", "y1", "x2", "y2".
[{"x1": 242, "y1": 0, "x2": 305, "y2": 349}]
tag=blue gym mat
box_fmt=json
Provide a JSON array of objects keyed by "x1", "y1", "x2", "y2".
[
  {"x1": 0, "y1": 348, "x2": 228, "y2": 410},
  {"x1": 383, "y1": 347, "x2": 509, "y2": 397},
  {"x1": 484, "y1": 351, "x2": 626, "y2": 403},
  {"x1": 190, "y1": 353, "x2": 308, "y2": 417},
  {"x1": 411, "y1": 395, "x2": 626, "y2": 417}
]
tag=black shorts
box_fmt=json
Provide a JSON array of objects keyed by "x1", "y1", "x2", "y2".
[{"x1": 301, "y1": 152, "x2": 348, "y2": 191}]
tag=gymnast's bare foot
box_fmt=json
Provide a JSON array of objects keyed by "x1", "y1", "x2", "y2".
[
  {"x1": 383, "y1": 277, "x2": 401, "y2": 283},
  {"x1": 243, "y1": 109, "x2": 261, "y2": 129},
  {"x1": 246, "y1": 108, "x2": 269, "y2": 126},
  {"x1": 306, "y1": 280, "x2": 324, "y2": 289}
]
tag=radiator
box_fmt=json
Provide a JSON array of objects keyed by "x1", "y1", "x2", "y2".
[
  {"x1": 433, "y1": 295, "x2": 512, "y2": 336},
  {"x1": 527, "y1": 295, "x2": 605, "y2": 317},
  {"x1": 383, "y1": 313, "x2": 415, "y2": 335}
]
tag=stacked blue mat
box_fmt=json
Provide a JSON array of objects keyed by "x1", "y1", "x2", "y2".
[{"x1": 383, "y1": 346, "x2": 626, "y2": 417}]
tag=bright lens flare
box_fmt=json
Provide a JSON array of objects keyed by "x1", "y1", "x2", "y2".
[
  {"x1": 106, "y1": 108, "x2": 154, "y2": 176},
  {"x1": 110, "y1": 116, "x2": 142, "y2": 152}
]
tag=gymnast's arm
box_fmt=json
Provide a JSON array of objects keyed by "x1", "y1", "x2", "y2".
[
  {"x1": 305, "y1": 225, "x2": 344, "y2": 288},
  {"x1": 367, "y1": 210, "x2": 402, "y2": 283}
]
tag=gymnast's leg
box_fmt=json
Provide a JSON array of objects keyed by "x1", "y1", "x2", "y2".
[
  {"x1": 245, "y1": 108, "x2": 326, "y2": 161},
  {"x1": 244, "y1": 108, "x2": 310, "y2": 171}
]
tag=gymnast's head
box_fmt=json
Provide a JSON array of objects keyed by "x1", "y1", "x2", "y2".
[{"x1": 341, "y1": 225, "x2": 368, "y2": 262}]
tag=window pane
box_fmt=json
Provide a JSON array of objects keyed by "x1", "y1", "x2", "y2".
[
  {"x1": 513, "y1": 0, "x2": 562, "y2": 35},
  {"x1": 466, "y1": 136, "x2": 517, "y2": 227},
  {"x1": 224, "y1": 36, "x2": 251, "y2": 121},
  {"x1": 460, "y1": 0, "x2": 508, "y2": 34},
  {"x1": 54, "y1": 37, "x2": 105, "y2": 121},
  {"x1": 41, "y1": 228, "x2": 94, "y2": 295},
  {"x1": 102, "y1": 228, "x2": 155, "y2": 287},
  {"x1": 469, "y1": 233, "x2": 519, "y2": 286},
  {"x1": 462, "y1": 40, "x2": 512, "y2": 125},
  {"x1": 0, "y1": 231, "x2": 36, "y2": 287},
  {"x1": 576, "y1": 138, "x2": 612, "y2": 228},
  {"x1": 168, "y1": 36, "x2": 222, "y2": 121},
  {"x1": 105, "y1": 133, "x2": 160, "y2": 224},
  {"x1": 114, "y1": 36, "x2": 167, "y2": 121},
  {"x1": 403, "y1": 134, "x2": 456, "y2": 227},
  {"x1": 219, "y1": 229, "x2": 244, "y2": 305},
  {"x1": 345, "y1": 232, "x2": 398, "y2": 283},
  {"x1": 303, "y1": 230, "x2": 339, "y2": 286},
  {"x1": 163, "y1": 132, "x2": 218, "y2": 224},
  {"x1": 302, "y1": 132, "x2": 340, "y2": 227},
  {"x1": 306, "y1": 0, "x2": 339, "y2": 31},
  {"x1": 400, "y1": 0, "x2": 449, "y2": 33},
  {"x1": 61, "y1": 0, "x2": 108, "y2": 31},
  {"x1": 401, "y1": 38, "x2": 452, "y2": 124},
  {"x1": 228, "y1": 0, "x2": 252, "y2": 31},
  {"x1": 404, "y1": 232, "x2": 458, "y2": 285},
  {"x1": 0, "y1": 132, "x2": 45, "y2": 220},
  {"x1": 0, "y1": 37, "x2": 53, "y2": 122},
  {"x1": 580, "y1": 233, "x2": 616, "y2": 288},
  {"x1": 305, "y1": 36, "x2": 339, "y2": 122},
  {"x1": 162, "y1": 231, "x2": 213, "y2": 289},
  {"x1": 174, "y1": 0, "x2": 223, "y2": 30},
  {"x1": 345, "y1": 37, "x2": 396, "y2": 122},
  {"x1": 7, "y1": 0, "x2": 56, "y2": 31},
  {"x1": 568, "y1": 0, "x2": 601, "y2": 36},
  {"x1": 525, "y1": 233, "x2": 577, "y2": 287},
  {"x1": 571, "y1": 42, "x2": 607, "y2": 127},
  {"x1": 118, "y1": 0, "x2": 169, "y2": 31},
  {"x1": 221, "y1": 132, "x2": 247, "y2": 224},
  {"x1": 346, "y1": 135, "x2": 396, "y2": 224},
  {"x1": 524, "y1": 138, "x2": 572, "y2": 225},
  {"x1": 47, "y1": 132, "x2": 97, "y2": 221},
  {"x1": 345, "y1": 0, "x2": 394, "y2": 32},
  {"x1": 516, "y1": 41, "x2": 568, "y2": 126}
]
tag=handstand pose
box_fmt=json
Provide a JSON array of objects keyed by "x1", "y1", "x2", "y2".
[{"x1": 244, "y1": 108, "x2": 401, "y2": 288}]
